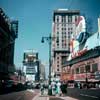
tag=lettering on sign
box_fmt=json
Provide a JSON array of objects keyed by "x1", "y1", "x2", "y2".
[{"x1": 71, "y1": 47, "x2": 87, "y2": 59}]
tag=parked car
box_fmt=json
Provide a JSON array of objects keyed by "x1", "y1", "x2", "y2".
[{"x1": 4, "y1": 80, "x2": 14, "y2": 93}]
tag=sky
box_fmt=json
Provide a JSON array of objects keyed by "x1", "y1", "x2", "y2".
[{"x1": 0, "y1": 0, "x2": 100, "y2": 73}]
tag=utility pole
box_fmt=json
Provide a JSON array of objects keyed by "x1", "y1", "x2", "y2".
[{"x1": 41, "y1": 34, "x2": 55, "y2": 85}]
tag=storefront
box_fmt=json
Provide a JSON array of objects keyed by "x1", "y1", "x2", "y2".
[{"x1": 63, "y1": 46, "x2": 100, "y2": 84}]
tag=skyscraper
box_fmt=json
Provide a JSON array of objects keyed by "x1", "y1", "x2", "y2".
[{"x1": 51, "y1": 9, "x2": 80, "y2": 78}]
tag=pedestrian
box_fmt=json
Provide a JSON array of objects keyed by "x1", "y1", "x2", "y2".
[
  {"x1": 56, "y1": 81, "x2": 61, "y2": 96},
  {"x1": 40, "y1": 82, "x2": 45, "y2": 95},
  {"x1": 51, "y1": 80, "x2": 56, "y2": 95},
  {"x1": 60, "y1": 81, "x2": 67, "y2": 96},
  {"x1": 48, "y1": 83, "x2": 52, "y2": 95}
]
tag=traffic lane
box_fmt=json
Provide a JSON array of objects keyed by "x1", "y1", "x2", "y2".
[
  {"x1": 0, "y1": 90, "x2": 37, "y2": 100},
  {"x1": 49, "y1": 96, "x2": 64, "y2": 100},
  {"x1": 67, "y1": 88, "x2": 100, "y2": 100},
  {"x1": 79, "y1": 88, "x2": 100, "y2": 100}
]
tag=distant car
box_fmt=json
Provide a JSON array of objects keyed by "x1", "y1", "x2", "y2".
[{"x1": 24, "y1": 81, "x2": 34, "y2": 89}]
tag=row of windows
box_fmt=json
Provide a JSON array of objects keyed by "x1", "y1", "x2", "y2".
[
  {"x1": 57, "y1": 58, "x2": 60, "y2": 71},
  {"x1": 75, "y1": 63, "x2": 98, "y2": 74},
  {"x1": 56, "y1": 15, "x2": 78, "y2": 23},
  {"x1": 56, "y1": 27, "x2": 73, "y2": 31}
]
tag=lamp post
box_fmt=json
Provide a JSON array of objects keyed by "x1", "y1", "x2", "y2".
[{"x1": 41, "y1": 34, "x2": 55, "y2": 85}]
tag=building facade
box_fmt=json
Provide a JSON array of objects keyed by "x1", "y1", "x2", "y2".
[
  {"x1": 0, "y1": 8, "x2": 18, "y2": 81},
  {"x1": 62, "y1": 17, "x2": 100, "y2": 85},
  {"x1": 23, "y1": 50, "x2": 40, "y2": 82},
  {"x1": 51, "y1": 9, "x2": 80, "y2": 79},
  {"x1": 39, "y1": 62, "x2": 46, "y2": 81}
]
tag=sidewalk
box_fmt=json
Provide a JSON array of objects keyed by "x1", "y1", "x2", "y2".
[{"x1": 32, "y1": 92, "x2": 78, "y2": 100}]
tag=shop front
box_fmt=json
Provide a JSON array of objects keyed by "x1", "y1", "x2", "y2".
[
  {"x1": 63, "y1": 46, "x2": 100, "y2": 88},
  {"x1": 72, "y1": 56, "x2": 100, "y2": 83}
]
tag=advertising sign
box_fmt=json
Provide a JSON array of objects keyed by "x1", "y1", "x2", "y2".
[
  {"x1": 70, "y1": 16, "x2": 89, "y2": 59},
  {"x1": 26, "y1": 64, "x2": 36, "y2": 74},
  {"x1": 95, "y1": 71, "x2": 100, "y2": 80}
]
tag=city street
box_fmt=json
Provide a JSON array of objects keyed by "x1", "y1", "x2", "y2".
[
  {"x1": 0, "y1": 88, "x2": 100, "y2": 100},
  {"x1": 66, "y1": 88, "x2": 100, "y2": 100},
  {"x1": 0, "y1": 89, "x2": 39, "y2": 100},
  {"x1": 0, "y1": 1, "x2": 100, "y2": 100}
]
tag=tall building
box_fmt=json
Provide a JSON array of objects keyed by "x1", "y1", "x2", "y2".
[
  {"x1": 0, "y1": 8, "x2": 18, "y2": 81},
  {"x1": 23, "y1": 50, "x2": 40, "y2": 82},
  {"x1": 51, "y1": 9, "x2": 80, "y2": 78}
]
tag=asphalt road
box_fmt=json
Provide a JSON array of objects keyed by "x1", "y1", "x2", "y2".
[
  {"x1": 67, "y1": 88, "x2": 100, "y2": 100},
  {"x1": 49, "y1": 97, "x2": 63, "y2": 100},
  {"x1": 0, "y1": 89, "x2": 38, "y2": 100}
]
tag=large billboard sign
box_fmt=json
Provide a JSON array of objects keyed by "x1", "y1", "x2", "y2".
[{"x1": 70, "y1": 16, "x2": 89, "y2": 58}]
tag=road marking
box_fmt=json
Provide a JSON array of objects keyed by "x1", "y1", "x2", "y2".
[
  {"x1": 60, "y1": 96, "x2": 79, "y2": 100},
  {"x1": 15, "y1": 96, "x2": 22, "y2": 100},
  {"x1": 80, "y1": 94, "x2": 99, "y2": 99}
]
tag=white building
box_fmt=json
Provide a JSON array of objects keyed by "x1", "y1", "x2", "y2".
[
  {"x1": 23, "y1": 49, "x2": 40, "y2": 82},
  {"x1": 51, "y1": 9, "x2": 80, "y2": 78}
]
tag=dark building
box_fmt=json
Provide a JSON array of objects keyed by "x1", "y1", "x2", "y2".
[{"x1": 0, "y1": 8, "x2": 18, "y2": 81}]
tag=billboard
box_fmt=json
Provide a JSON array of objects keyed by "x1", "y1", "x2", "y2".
[{"x1": 70, "y1": 16, "x2": 89, "y2": 56}]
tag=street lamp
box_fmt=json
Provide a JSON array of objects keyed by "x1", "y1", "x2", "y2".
[{"x1": 41, "y1": 34, "x2": 55, "y2": 84}]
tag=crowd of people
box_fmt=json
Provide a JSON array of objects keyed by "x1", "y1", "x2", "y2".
[{"x1": 40, "y1": 80, "x2": 68, "y2": 96}]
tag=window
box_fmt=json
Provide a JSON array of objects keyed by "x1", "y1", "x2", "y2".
[
  {"x1": 57, "y1": 69, "x2": 59, "y2": 71},
  {"x1": 57, "y1": 43, "x2": 59, "y2": 48},
  {"x1": 57, "y1": 16, "x2": 59, "y2": 22},
  {"x1": 85, "y1": 65, "x2": 90, "y2": 73},
  {"x1": 76, "y1": 68, "x2": 79, "y2": 74},
  {"x1": 62, "y1": 16, "x2": 66, "y2": 23},
  {"x1": 57, "y1": 60, "x2": 59, "y2": 63},
  {"x1": 57, "y1": 57, "x2": 59, "y2": 59},
  {"x1": 92, "y1": 63, "x2": 98, "y2": 72},
  {"x1": 57, "y1": 65, "x2": 59, "y2": 67},
  {"x1": 68, "y1": 16, "x2": 72, "y2": 23},
  {"x1": 80, "y1": 67, "x2": 85, "y2": 73},
  {"x1": 56, "y1": 37, "x2": 59, "y2": 43},
  {"x1": 75, "y1": 16, "x2": 77, "y2": 22}
]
